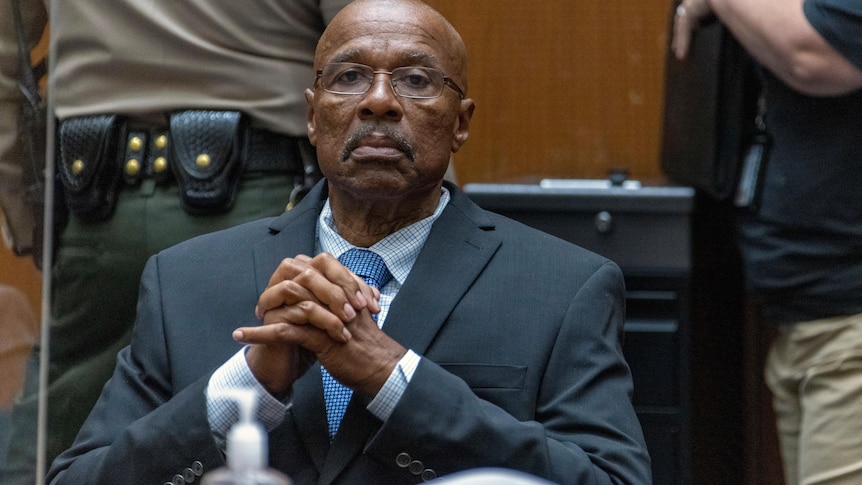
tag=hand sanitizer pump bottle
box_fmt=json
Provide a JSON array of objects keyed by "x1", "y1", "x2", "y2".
[{"x1": 201, "y1": 388, "x2": 292, "y2": 485}]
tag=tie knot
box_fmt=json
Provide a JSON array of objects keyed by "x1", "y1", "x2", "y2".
[{"x1": 337, "y1": 248, "x2": 393, "y2": 289}]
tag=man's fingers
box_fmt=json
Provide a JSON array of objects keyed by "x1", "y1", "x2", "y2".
[
  {"x1": 671, "y1": 0, "x2": 713, "y2": 61},
  {"x1": 259, "y1": 253, "x2": 374, "y2": 323},
  {"x1": 257, "y1": 278, "x2": 318, "y2": 318},
  {"x1": 672, "y1": 18, "x2": 693, "y2": 60},
  {"x1": 244, "y1": 301, "x2": 352, "y2": 343},
  {"x1": 265, "y1": 256, "x2": 310, "y2": 288},
  {"x1": 307, "y1": 252, "x2": 376, "y2": 312}
]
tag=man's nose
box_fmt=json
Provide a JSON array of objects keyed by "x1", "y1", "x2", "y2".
[{"x1": 357, "y1": 72, "x2": 403, "y2": 120}]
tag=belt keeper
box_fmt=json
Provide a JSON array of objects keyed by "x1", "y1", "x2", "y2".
[
  {"x1": 148, "y1": 129, "x2": 172, "y2": 184},
  {"x1": 123, "y1": 131, "x2": 146, "y2": 186},
  {"x1": 245, "y1": 129, "x2": 303, "y2": 173},
  {"x1": 122, "y1": 129, "x2": 173, "y2": 186}
]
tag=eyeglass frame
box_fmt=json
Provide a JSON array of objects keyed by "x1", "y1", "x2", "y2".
[{"x1": 315, "y1": 62, "x2": 466, "y2": 100}]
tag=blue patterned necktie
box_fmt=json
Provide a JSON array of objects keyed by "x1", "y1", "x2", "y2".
[{"x1": 322, "y1": 248, "x2": 393, "y2": 440}]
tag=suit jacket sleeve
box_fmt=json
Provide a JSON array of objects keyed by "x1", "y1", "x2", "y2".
[
  {"x1": 47, "y1": 256, "x2": 228, "y2": 485},
  {"x1": 365, "y1": 260, "x2": 651, "y2": 485}
]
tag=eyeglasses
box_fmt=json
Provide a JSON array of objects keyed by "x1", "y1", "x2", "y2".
[{"x1": 316, "y1": 62, "x2": 465, "y2": 99}]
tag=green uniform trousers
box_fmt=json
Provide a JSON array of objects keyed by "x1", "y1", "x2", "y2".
[{"x1": 3, "y1": 171, "x2": 295, "y2": 484}]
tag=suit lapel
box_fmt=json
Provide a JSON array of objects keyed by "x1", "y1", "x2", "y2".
[
  {"x1": 318, "y1": 397, "x2": 381, "y2": 484},
  {"x1": 252, "y1": 185, "x2": 324, "y2": 296},
  {"x1": 384, "y1": 187, "x2": 501, "y2": 354}
]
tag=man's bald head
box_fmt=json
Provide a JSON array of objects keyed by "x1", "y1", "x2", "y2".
[{"x1": 316, "y1": 0, "x2": 468, "y2": 93}]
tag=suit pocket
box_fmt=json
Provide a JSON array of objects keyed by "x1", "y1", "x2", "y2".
[{"x1": 439, "y1": 363, "x2": 527, "y2": 390}]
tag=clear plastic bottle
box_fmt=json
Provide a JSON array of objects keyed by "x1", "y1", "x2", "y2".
[{"x1": 201, "y1": 388, "x2": 292, "y2": 485}]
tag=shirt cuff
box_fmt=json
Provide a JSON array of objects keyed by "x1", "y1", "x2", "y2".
[
  {"x1": 206, "y1": 346, "x2": 290, "y2": 449},
  {"x1": 367, "y1": 350, "x2": 421, "y2": 421}
]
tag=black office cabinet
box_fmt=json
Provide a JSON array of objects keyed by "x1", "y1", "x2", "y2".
[{"x1": 464, "y1": 182, "x2": 695, "y2": 484}]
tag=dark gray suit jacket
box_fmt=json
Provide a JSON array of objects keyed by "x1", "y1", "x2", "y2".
[{"x1": 48, "y1": 181, "x2": 651, "y2": 484}]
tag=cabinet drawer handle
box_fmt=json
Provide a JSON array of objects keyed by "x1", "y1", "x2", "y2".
[{"x1": 594, "y1": 210, "x2": 613, "y2": 233}]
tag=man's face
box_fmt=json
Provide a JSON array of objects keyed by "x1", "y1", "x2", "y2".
[{"x1": 306, "y1": 2, "x2": 473, "y2": 204}]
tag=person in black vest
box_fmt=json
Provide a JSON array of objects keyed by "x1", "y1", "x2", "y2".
[{"x1": 674, "y1": 1, "x2": 862, "y2": 484}]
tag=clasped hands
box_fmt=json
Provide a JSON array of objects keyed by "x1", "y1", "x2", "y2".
[{"x1": 233, "y1": 253, "x2": 407, "y2": 399}]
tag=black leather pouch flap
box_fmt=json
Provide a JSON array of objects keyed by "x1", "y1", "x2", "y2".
[
  {"x1": 57, "y1": 114, "x2": 125, "y2": 221},
  {"x1": 170, "y1": 110, "x2": 246, "y2": 213}
]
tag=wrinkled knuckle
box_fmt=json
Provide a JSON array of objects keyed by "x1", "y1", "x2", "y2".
[
  {"x1": 280, "y1": 280, "x2": 295, "y2": 293},
  {"x1": 295, "y1": 267, "x2": 317, "y2": 284},
  {"x1": 272, "y1": 323, "x2": 294, "y2": 339},
  {"x1": 297, "y1": 300, "x2": 316, "y2": 312},
  {"x1": 261, "y1": 309, "x2": 285, "y2": 326}
]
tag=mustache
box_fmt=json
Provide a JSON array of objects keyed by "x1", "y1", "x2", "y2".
[{"x1": 342, "y1": 125, "x2": 415, "y2": 162}]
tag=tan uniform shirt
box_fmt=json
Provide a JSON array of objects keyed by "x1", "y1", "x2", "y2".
[
  {"x1": 1, "y1": 0, "x2": 351, "y2": 252},
  {"x1": 51, "y1": 0, "x2": 349, "y2": 134}
]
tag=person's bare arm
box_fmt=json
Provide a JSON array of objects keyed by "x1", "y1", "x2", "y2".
[{"x1": 672, "y1": 0, "x2": 862, "y2": 95}]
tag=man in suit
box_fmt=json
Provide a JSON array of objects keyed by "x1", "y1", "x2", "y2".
[{"x1": 47, "y1": 1, "x2": 651, "y2": 483}]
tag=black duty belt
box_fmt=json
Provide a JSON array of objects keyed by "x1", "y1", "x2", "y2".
[{"x1": 57, "y1": 110, "x2": 305, "y2": 220}]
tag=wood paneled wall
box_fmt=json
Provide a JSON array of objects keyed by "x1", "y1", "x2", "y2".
[{"x1": 425, "y1": 0, "x2": 673, "y2": 184}]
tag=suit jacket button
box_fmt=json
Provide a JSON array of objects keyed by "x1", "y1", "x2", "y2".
[
  {"x1": 408, "y1": 460, "x2": 424, "y2": 475},
  {"x1": 421, "y1": 469, "x2": 438, "y2": 481},
  {"x1": 171, "y1": 474, "x2": 186, "y2": 485},
  {"x1": 183, "y1": 467, "x2": 197, "y2": 482},
  {"x1": 192, "y1": 461, "x2": 204, "y2": 476},
  {"x1": 396, "y1": 452, "x2": 411, "y2": 468}
]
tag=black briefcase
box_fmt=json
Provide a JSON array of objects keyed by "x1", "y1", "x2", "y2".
[{"x1": 659, "y1": 4, "x2": 760, "y2": 200}]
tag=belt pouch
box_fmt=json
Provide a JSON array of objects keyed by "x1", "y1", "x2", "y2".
[
  {"x1": 57, "y1": 114, "x2": 126, "y2": 222},
  {"x1": 169, "y1": 110, "x2": 246, "y2": 214}
]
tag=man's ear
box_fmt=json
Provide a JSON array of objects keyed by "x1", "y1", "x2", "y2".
[
  {"x1": 451, "y1": 98, "x2": 475, "y2": 153},
  {"x1": 305, "y1": 88, "x2": 317, "y2": 145}
]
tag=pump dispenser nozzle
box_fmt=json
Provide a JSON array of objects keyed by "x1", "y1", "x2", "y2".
[
  {"x1": 222, "y1": 388, "x2": 267, "y2": 470},
  {"x1": 201, "y1": 388, "x2": 292, "y2": 485}
]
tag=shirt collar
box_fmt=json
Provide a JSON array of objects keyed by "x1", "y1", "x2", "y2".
[{"x1": 316, "y1": 187, "x2": 450, "y2": 285}]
